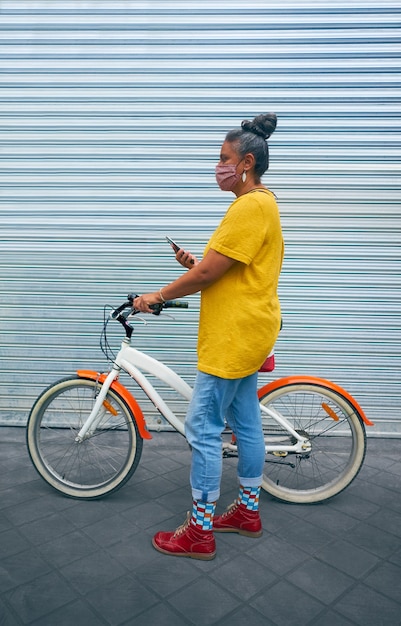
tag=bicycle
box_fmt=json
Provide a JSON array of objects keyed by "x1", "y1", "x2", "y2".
[{"x1": 26, "y1": 294, "x2": 374, "y2": 504}]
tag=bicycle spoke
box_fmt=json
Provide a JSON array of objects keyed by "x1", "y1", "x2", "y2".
[
  {"x1": 260, "y1": 382, "x2": 366, "y2": 503},
  {"x1": 27, "y1": 377, "x2": 143, "y2": 498}
]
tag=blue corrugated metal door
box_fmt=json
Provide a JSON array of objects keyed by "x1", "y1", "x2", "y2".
[{"x1": 0, "y1": 1, "x2": 400, "y2": 433}]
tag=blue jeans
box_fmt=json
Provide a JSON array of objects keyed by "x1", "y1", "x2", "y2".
[{"x1": 185, "y1": 371, "x2": 265, "y2": 502}]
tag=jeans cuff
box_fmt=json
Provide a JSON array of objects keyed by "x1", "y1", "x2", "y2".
[
  {"x1": 191, "y1": 487, "x2": 220, "y2": 503},
  {"x1": 238, "y1": 475, "x2": 263, "y2": 488}
]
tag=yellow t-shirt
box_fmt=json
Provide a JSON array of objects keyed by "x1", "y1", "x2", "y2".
[{"x1": 197, "y1": 189, "x2": 284, "y2": 379}]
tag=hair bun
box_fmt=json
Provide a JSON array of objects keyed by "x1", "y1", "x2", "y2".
[{"x1": 241, "y1": 113, "x2": 277, "y2": 140}]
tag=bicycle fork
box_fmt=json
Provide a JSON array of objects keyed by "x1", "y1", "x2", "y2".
[{"x1": 75, "y1": 367, "x2": 120, "y2": 442}]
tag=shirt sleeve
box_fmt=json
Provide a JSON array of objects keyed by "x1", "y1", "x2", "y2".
[{"x1": 207, "y1": 195, "x2": 267, "y2": 265}]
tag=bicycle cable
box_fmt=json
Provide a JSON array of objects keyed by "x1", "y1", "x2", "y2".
[{"x1": 100, "y1": 305, "x2": 118, "y2": 362}]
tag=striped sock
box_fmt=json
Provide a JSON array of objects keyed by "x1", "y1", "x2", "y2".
[
  {"x1": 191, "y1": 500, "x2": 216, "y2": 531},
  {"x1": 238, "y1": 485, "x2": 261, "y2": 511}
]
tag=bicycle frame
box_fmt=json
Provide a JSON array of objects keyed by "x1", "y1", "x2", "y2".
[{"x1": 75, "y1": 335, "x2": 312, "y2": 455}]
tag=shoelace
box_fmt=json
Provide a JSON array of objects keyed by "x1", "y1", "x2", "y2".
[
  {"x1": 173, "y1": 512, "x2": 191, "y2": 537},
  {"x1": 220, "y1": 500, "x2": 240, "y2": 520}
]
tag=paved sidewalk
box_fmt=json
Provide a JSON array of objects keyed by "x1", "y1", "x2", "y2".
[{"x1": 0, "y1": 426, "x2": 400, "y2": 625}]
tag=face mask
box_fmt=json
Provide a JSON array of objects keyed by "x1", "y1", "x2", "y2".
[{"x1": 215, "y1": 162, "x2": 242, "y2": 191}]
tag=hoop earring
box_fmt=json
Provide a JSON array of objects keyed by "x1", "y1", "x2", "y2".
[{"x1": 242, "y1": 171, "x2": 247, "y2": 183}]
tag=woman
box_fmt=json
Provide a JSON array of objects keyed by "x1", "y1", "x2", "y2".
[{"x1": 134, "y1": 113, "x2": 284, "y2": 560}]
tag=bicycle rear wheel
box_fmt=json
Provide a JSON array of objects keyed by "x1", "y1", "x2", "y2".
[
  {"x1": 27, "y1": 376, "x2": 143, "y2": 499},
  {"x1": 259, "y1": 380, "x2": 367, "y2": 503}
]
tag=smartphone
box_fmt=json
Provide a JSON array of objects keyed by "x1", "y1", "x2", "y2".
[
  {"x1": 165, "y1": 235, "x2": 195, "y2": 264},
  {"x1": 165, "y1": 235, "x2": 181, "y2": 253}
]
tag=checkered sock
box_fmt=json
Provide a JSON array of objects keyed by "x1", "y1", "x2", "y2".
[
  {"x1": 191, "y1": 500, "x2": 216, "y2": 531},
  {"x1": 238, "y1": 485, "x2": 261, "y2": 511}
]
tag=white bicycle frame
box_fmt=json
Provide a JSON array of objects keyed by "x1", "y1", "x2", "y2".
[{"x1": 76, "y1": 335, "x2": 311, "y2": 455}]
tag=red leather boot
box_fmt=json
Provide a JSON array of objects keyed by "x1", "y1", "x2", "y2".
[
  {"x1": 213, "y1": 501, "x2": 263, "y2": 537},
  {"x1": 152, "y1": 514, "x2": 216, "y2": 560}
]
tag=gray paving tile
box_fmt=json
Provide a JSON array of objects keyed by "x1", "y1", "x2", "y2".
[
  {"x1": 389, "y1": 545, "x2": 401, "y2": 568},
  {"x1": 343, "y1": 521, "x2": 401, "y2": 558},
  {"x1": 209, "y1": 553, "x2": 278, "y2": 600},
  {"x1": 327, "y1": 493, "x2": 380, "y2": 521},
  {"x1": 286, "y1": 558, "x2": 355, "y2": 605},
  {"x1": 130, "y1": 602, "x2": 192, "y2": 625},
  {"x1": 309, "y1": 609, "x2": 357, "y2": 625},
  {"x1": 134, "y1": 474, "x2": 184, "y2": 500},
  {"x1": 0, "y1": 511, "x2": 12, "y2": 533},
  {"x1": 61, "y1": 499, "x2": 116, "y2": 529},
  {"x1": 60, "y1": 550, "x2": 127, "y2": 595},
  {"x1": 153, "y1": 485, "x2": 193, "y2": 514},
  {"x1": 366, "y1": 468, "x2": 401, "y2": 493},
  {"x1": 364, "y1": 508, "x2": 401, "y2": 539},
  {"x1": 81, "y1": 512, "x2": 141, "y2": 548},
  {"x1": 167, "y1": 577, "x2": 241, "y2": 625},
  {"x1": 246, "y1": 534, "x2": 310, "y2": 576},
  {"x1": 105, "y1": 533, "x2": 165, "y2": 571},
  {"x1": 85, "y1": 574, "x2": 159, "y2": 626},
  {"x1": 250, "y1": 580, "x2": 324, "y2": 625},
  {"x1": 217, "y1": 605, "x2": 276, "y2": 626},
  {"x1": 347, "y1": 481, "x2": 401, "y2": 515},
  {"x1": 144, "y1": 454, "x2": 185, "y2": 475},
  {"x1": 120, "y1": 500, "x2": 176, "y2": 530},
  {"x1": 0, "y1": 548, "x2": 52, "y2": 593},
  {"x1": 300, "y1": 503, "x2": 359, "y2": 535},
  {"x1": 363, "y1": 562, "x2": 401, "y2": 603},
  {"x1": 1, "y1": 428, "x2": 401, "y2": 626},
  {"x1": 387, "y1": 460, "x2": 401, "y2": 477},
  {"x1": 0, "y1": 482, "x2": 41, "y2": 511},
  {"x1": 363, "y1": 447, "x2": 399, "y2": 471},
  {"x1": 2, "y1": 496, "x2": 59, "y2": 527},
  {"x1": 335, "y1": 583, "x2": 401, "y2": 625},
  {"x1": 275, "y1": 518, "x2": 334, "y2": 554},
  {"x1": 257, "y1": 501, "x2": 300, "y2": 533},
  {"x1": 29, "y1": 599, "x2": 106, "y2": 626},
  {"x1": 18, "y1": 511, "x2": 80, "y2": 547},
  {"x1": 4, "y1": 570, "x2": 77, "y2": 624},
  {"x1": 36, "y1": 529, "x2": 100, "y2": 568},
  {"x1": 137, "y1": 555, "x2": 201, "y2": 598},
  {"x1": 0, "y1": 598, "x2": 20, "y2": 626},
  {"x1": 0, "y1": 528, "x2": 31, "y2": 559},
  {"x1": 317, "y1": 538, "x2": 380, "y2": 578}
]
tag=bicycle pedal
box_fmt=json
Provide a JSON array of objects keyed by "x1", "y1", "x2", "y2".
[{"x1": 272, "y1": 451, "x2": 288, "y2": 457}]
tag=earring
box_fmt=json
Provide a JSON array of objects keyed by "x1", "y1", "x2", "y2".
[{"x1": 242, "y1": 170, "x2": 247, "y2": 183}]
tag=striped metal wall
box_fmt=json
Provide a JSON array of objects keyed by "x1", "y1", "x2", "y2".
[{"x1": 1, "y1": 1, "x2": 400, "y2": 433}]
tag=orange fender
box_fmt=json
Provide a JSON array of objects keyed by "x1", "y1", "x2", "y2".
[
  {"x1": 77, "y1": 369, "x2": 152, "y2": 439},
  {"x1": 258, "y1": 375, "x2": 374, "y2": 427}
]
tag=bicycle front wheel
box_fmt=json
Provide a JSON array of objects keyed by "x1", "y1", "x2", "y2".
[
  {"x1": 27, "y1": 376, "x2": 143, "y2": 499},
  {"x1": 259, "y1": 380, "x2": 367, "y2": 504}
]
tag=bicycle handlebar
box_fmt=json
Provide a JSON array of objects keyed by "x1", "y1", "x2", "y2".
[
  {"x1": 110, "y1": 293, "x2": 188, "y2": 320},
  {"x1": 103, "y1": 294, "x2": 189, "y2": 355}
]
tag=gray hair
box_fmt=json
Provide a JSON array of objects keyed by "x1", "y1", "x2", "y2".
[{"x1": 225, "y1": 113, "x2": 277, "y2": 179}]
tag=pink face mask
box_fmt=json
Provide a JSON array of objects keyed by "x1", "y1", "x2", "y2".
[{"x1": 215, "y1": 163, "x2": 242, "y2": 191}]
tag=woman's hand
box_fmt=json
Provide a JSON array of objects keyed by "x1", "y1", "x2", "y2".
[
  {"x1": 133, "y1": 292, "x2": 162, "y2": 313},
  {"x1": 176, "y1": 248, "x2": 198, "y2": 269}
]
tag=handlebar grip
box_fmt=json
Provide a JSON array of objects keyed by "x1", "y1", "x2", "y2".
[
  {"x1": 149, "y1": 303, "x2": 163, "y2": 315},
  {"x1": 149, "y1": 300, "x2": 189, "y2": 315},
  {"x1": 164, "y1": 300, "x2": 189, "y2": 309}
]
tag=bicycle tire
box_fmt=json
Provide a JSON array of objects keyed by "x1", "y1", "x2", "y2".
[
  {"x1": 259, "y1": 380, "x2": 367, "y2": 504},
  {"x1": 26, "y1": 376, "x2": 143, "y2": 499}
]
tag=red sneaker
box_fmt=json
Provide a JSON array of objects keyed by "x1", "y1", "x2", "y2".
[
  {"x1": 213, "y1": 501, "x2": 263, "y2": 537},
  {"x1": 152, "y1": 514, "x2": 216, "y2": 560}
]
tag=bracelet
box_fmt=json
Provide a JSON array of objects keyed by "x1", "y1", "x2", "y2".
[{"x1": 159, "y1": 288, "x2": 166, "y2": 303}]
